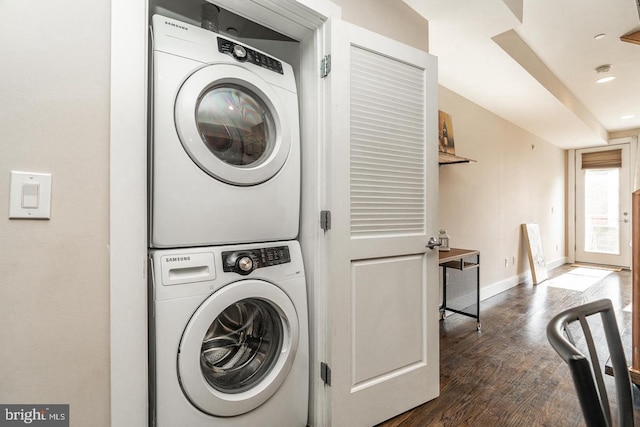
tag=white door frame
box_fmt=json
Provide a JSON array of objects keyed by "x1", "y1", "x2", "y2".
[
  {"x1": 110, "y1": 1, "x2": 149, "y2": 426},
  {"x1": 568, "y1": 139, "x2": 638, "y2": 268},
  {"x1": 110, "y1": 1, "x2": 339, "y2": 426},
  {"x1": 575, "y1": 144, "x2": 631, "y2": 267}
]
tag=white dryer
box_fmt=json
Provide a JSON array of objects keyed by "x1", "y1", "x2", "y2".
[
  {"x1": 150, "y1": 15, "x2": 301, "y2": 248},
  {"x1": 149, "y1": 241, "x2": 309, "y2": 427}
]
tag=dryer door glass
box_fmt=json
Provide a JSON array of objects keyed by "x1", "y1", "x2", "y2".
[
  {"x1": 200, "y1": 298, "x2": 283, "y2": 393},
  {"x1": 196, "y1": 85, "x2": 276, "y2": 167},
  {"x1": 175, "y1": 63, "x2": 293, "y2": 186}
]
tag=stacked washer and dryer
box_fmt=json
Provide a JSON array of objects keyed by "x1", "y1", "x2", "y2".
[{"x1": 148, "y1": 13, "x2": 308, "y2": 427}]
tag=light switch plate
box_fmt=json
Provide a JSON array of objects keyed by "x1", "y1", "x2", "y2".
[{"x1": 9, "y1": 171, "x2": 52, "y2": 219}]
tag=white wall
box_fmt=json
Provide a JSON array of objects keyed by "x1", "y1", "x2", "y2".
[
  {"x1": 0, "y1": 1, "x2": 111, "y2": 425},
  {"x1": 332, "y1": 0, "x2": 429, "y2": 51},
  {"x1": 438, "y1": 86, "x2": 566, "y2": 297}
]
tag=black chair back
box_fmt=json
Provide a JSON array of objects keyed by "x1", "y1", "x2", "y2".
[{"x1": 547, "y1": 298, "x2": 634, "y2": 427}]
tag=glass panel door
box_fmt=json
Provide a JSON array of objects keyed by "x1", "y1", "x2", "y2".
[
  {"x1": 584, "y1": 168, "x2": 621, "y2": 254},
  {"x1": 575, "y1": 145, "x2": 630, "y2": 268}
]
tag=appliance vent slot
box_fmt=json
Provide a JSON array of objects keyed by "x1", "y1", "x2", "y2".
[{"x1": 349, "y1": 46, "x2": 426, "y2": 237}]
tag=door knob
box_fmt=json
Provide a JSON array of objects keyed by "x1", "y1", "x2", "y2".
[{"x1": 426, "y1": 237, "x2": 441, "y2": 250}]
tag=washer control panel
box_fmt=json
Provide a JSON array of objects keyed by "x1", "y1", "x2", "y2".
[
  {"x1": 222, "y1": 246, "x2": 291, "y2": 275},
  {"x1": 217, "y1": 37, "x2": 284, "y2": 74}
]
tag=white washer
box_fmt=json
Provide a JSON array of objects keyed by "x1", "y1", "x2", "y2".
[
  {"x1": 149, "y1": 241, "x2": 309, "y2": 427},
  {"x1": 150, "y1": 15, "x2": 301, "y2": 248}
]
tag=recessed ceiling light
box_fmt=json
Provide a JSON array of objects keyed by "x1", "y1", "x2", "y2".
[
  {"x1": 596, "y1": 76, "x2": 616, "y2": 83},
  {"x1": 621, "y1": 114, "x2": 635, "y2": 120},
  {"x1": 594, "y1": 33, "x2": 606, "y2": 40}
]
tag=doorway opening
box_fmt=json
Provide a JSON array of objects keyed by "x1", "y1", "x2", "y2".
[{"x1": 575, "y1": 144, "x2": 631, "y2": 268}]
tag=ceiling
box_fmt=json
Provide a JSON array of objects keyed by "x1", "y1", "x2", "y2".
[{"x1": 404, "y1": 0, "x2": 640, "y2": 149}]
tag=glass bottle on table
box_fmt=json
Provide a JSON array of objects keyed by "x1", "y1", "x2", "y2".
[{"x1": 439, "y1": 229, "x2": 450, "y2": 251}]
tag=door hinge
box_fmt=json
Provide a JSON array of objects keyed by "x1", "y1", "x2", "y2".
[
  {"x1": 320, "y1": 210, "x2": 331, "y2": 230},
  {"x1": 321, "y1": 54, "x2": 331, "y2": 78},
  {"x1": 320, "y1": 362, "x2": 332, "y2": 386}
]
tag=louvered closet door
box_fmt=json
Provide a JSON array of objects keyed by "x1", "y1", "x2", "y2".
[
  {"x1": 350, "y1": 48, "x2": 426, "y2": 240},
  {"x1": 327, "y1": 20, "x2": 439, "y2": 427}
]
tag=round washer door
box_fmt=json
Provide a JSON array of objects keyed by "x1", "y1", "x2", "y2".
[
  {"x1": 178, "y1": 280, "x2": 300, "y2": 417},
  {"x1": 175, "y1": 63, "x2": 291, "y2": 186}
]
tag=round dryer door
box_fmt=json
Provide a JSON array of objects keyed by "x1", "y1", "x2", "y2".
[
  {"x1": 178, "y1": 280, "x2": 299, "y2": 417},
  {"x1": 174, "y1": 63, "x2": 291, "y2": 186}
]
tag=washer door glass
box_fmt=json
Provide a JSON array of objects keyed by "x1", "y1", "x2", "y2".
[
  {"x1": 178, "y1": 280, "x2": 299, "y2": 417},
  {"x1": 175, "y1": 64, "x2": 291, "y2": 186},
  {"x1": 196, "y1": 85, "x2": 276, "y2": 168},
  {"x1": 200, "y1": 298, "x2": 282, "y2": 394}
]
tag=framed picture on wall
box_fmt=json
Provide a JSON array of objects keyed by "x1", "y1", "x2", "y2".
[{"x1": 438, "y1": 110, "x2": 456, "y2": 154}]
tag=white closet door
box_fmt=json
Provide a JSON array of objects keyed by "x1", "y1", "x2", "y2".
[{"x1": 326, "y1": 19, "x2": 440, "y2": 427}]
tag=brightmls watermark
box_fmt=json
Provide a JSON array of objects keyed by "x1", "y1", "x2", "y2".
[{"x1": 0, "y1": 405, "x2": 68, "y2": 426}]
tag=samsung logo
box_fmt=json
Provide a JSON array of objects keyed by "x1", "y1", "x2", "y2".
[
  {"x1": 166, "y1": 256, "x2": 191, "y2": 262},
  {"x1": 165, "y1": 21, "x2": 188, "y2": 31}
]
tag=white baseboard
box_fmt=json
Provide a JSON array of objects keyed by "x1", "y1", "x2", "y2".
[
  {"x1": 479, "y1": 274, "x2": 522, "y2": 301},
  {"x1": 479, "y1": 256, "x2": 568, "y2": 301},
  {"x1": 547, "y1": 256, "x2": 568, "y2": 271}
]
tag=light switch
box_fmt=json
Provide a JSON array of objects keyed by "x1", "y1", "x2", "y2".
[
  {"x1": 21, "y1": 182, "x2": 40, "y2": 208},
  {"x1": 9, "y1": 171, "x2": 52, "y2": 219}
]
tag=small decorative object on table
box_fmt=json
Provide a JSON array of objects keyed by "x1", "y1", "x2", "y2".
[{"x1": 439, "y1": 229, "x2": 450, "y2": 251}]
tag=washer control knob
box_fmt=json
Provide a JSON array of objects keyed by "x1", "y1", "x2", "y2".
[
  {"x1": 236, "y1": 256, "x2": 254, "y2": 274},
  {"x1": 232, "y1": 45, "x2": 247, "y2": 60}
]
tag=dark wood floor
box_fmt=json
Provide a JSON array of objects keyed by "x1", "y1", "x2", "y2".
[{"x1": 377, "y1": 264, "x2": 638, "y2": 427}]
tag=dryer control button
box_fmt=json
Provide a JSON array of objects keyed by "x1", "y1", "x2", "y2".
[
  {"x1": 232, "y1": 45, "x2": 247, "y2": 60},
  {"x1": 237, "y1": 256, "x2": 254, "y2": 273}
]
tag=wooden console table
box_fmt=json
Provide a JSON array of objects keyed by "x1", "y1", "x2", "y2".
[{"x1": 439, "y1": 248, "x2": 481, "y2": 330}]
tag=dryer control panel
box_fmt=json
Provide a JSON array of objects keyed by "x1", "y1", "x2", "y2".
[
  {"x1": 217, "y1": 37, "x2": 284, "y2": 74},
  {"x1": 222, "y1": 245, "x2": 291, "y2": 275}
]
